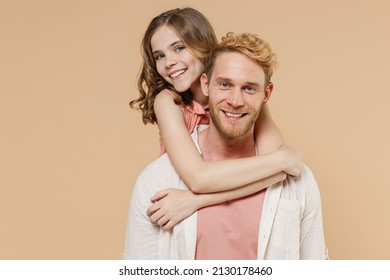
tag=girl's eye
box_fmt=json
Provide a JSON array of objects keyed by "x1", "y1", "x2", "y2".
[
  {"x1": 155, "y1": 54, "x2": 164, "y2": 60},
  {"x1": 175, "y1": 46, "x2": 185, "y2": 52}
]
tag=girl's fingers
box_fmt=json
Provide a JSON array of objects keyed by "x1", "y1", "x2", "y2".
[
  {"x1": 150, "y1": 189, "x2": 171, "y2": 202},
  {"x1": 146, "y1": 202, "x2": 160, "y2": 217},
  {"x1": 156, "y1": 215, "x2": 169, "y2": 227},
  {"x1": 149, "y1": 208, "x2": 164, "y2": 223},
  {"x1": 162, "y1": 220, "x2": 176, "y2": 231}
]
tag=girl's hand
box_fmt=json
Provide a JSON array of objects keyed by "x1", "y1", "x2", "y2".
[
  {"x1": 279, "y1": 145, "x2": 303, "y2": 177},
  {"x1": 147, "y1": 189, "x2": 198, "y2": 231}
]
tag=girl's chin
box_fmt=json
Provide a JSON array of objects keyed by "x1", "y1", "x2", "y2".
[{"x1": 173, "y1": 84, "x2": 190, "y2": 93}]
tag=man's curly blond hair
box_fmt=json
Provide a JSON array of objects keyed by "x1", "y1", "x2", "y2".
[{"x1": 204, "y1": 32, "x2": 278, "y2": 88}]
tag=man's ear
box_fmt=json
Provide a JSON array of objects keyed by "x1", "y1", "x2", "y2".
[
  {"x1": 200, "y1": 73, "x2": 209, "y2": 97},
  {"x1": 263, "y1": 82, "x2": 274, "y2": 102}
]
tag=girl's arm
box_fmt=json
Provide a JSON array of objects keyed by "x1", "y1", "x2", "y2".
[
  {"x1": 147, "y1": 172, "x2": 286, "y2": 231},
  {"x1": 154, "y1": 91, "x2": 301, "y2": 194},
  {"x1": 253, "y1": 103, "x2": 302, "y2": 173},
  {"x1": 255, "y1": 103, "x2": 285, "y2": 155}
]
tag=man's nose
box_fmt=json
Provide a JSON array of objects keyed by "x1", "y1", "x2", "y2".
[{"x1": 226, "y1": 88, "x2": 245, "y2": 107}]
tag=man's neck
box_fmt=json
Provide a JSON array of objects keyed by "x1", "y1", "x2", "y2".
[{"x1": 198, "y1": 125, "x2": 256, "y2": 161}]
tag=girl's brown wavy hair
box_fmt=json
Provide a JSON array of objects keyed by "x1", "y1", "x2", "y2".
[{"x1": 130, "y1": 7, "x2": 218, "y2": 124}]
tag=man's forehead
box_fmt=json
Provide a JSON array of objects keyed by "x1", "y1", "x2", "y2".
[{"x1": 211, "y1": 51, "x2": 265, "y2": 83}]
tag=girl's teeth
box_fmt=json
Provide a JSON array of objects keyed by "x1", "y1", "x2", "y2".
[{"x1": 170, "y1": 70, "x2": 185, "y2": 78}]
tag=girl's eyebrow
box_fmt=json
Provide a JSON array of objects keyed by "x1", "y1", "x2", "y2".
[{"x1": 152, "y1": 40, "x2": 183, "y2": 55}]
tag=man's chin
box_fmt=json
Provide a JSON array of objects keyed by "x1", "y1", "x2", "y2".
[{"x1": 217, "y1": 125, "x2": 252, "y2": 139}]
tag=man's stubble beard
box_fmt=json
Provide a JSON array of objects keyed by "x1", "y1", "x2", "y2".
[{"x1": 208, "y1": 105, "x2": 261, "y2": 140}]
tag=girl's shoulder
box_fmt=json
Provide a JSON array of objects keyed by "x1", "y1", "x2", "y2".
[
  {"x1": 155, "y1": 89, "x2": 208, "y2": 118},
  {"x1": 154, "y1": 89, "x2": 179, "y2": 109},
  {"x1": 156, "y1": 88, "x2": 177, "y2": 100}
]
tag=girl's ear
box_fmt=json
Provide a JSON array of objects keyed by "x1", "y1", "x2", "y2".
[
  {"x1": 263, "y1": 82, "x2": 274, "y2": 102},
  {"x1": 200, "y1": 73, "x2": 209, "y2": 97}
]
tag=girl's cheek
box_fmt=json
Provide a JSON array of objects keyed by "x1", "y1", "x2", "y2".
[{"x1": 155, "y1": 61, "x2": 163, "y2": 74}]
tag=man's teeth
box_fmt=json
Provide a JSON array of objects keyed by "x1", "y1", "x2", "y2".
[
  {"x1": 170, "y1": 70, "x2": 185, "y2": 78},
  {"x1": 225, "y1": 112, "x2": 243, "y2": 118}
]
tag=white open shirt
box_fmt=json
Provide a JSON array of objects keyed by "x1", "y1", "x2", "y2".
[{"x1": 124, "y1": 125, "x2": 328, "y2": 259}]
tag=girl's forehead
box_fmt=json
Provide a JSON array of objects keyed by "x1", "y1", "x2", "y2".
[{"x1": 151, "y1": 25, "x2": 183, "y2": 51}]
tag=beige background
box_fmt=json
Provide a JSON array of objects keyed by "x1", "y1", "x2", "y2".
[{"x1": 1, "y1": 0, "x2": 389, "y2": 259}]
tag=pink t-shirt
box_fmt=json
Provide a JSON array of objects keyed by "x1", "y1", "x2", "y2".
[{"x1": 195, "y1": 190, "x2": 266, "y2": 260}]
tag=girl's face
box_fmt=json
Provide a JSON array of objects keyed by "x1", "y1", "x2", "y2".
[{"x1": 151, "y1": 25, "x2": 204, "y2": 94}]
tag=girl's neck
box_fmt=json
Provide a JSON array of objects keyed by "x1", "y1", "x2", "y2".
[{"x1": 190, "y1": 83, "x2": 208, "y2": 107}]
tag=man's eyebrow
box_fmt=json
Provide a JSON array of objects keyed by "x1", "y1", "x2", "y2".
[
  {"x1": 214, "y1": 77, "x2": 233, "y2": 82},
  {"x1": 152, "y1": 40, "x2": 183, "y2": 54},
  {"x1": 214, "y1": 76, "x2": 261, "y2": 87},
  {"x1": 245, "y1": 81, "x2": 262, "y2": 87}
]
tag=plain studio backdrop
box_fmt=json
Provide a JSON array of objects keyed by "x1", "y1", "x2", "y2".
[{"x1": 1, "y1": 0, "x2": 389, "y2": 259}]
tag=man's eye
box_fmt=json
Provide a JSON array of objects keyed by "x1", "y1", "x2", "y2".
[
  {"x1": 220, "y1": 82, "x2": 230, "y2": 88},
  {"x1": 244, "y1": 86, "x2": 255, "y2": 92}
]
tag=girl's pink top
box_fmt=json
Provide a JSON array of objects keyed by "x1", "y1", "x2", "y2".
[{"x1": 158, "y1": 91, "x2": 209, "y2": 155}]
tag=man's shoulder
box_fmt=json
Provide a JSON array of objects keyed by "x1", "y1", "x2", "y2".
[
  {"x1": 287, "y1": 164, "x2": 319, "y2": 193},
  {"x1": 281, "y1": 164, "x2": 322, "y2": 211},
  {"x1": 137, "y1": 154, "x2": 178, "y2": 182},
  {"x1": 300, "y1": 164, "x2": 316, "y2": 181},
  {"x1": 131, "y1": 154, "x2": 182, "y2": 200}
]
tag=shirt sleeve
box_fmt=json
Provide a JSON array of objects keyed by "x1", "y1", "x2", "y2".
[
  {"x1": 124, "y1": 170, "x2": 160, "y2": 260},
  {"x1": 299, "y1": 167, "x2": 329, "y2": 259}
]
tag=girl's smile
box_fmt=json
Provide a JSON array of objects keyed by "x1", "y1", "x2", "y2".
[{"x1": 151, "y1": 25, "x2": 204, "y2": 94}]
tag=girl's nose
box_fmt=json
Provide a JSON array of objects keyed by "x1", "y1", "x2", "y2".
[{"x1": 165, "y1": 53, "x2": 177, "y2": 68}]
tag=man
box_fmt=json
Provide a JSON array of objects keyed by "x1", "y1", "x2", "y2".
[{"x1": 124, "y1": 32, "x2": 327, "y2": 260}]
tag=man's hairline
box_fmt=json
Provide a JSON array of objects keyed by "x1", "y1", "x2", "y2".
[{"x1": 204, "y1": 50, "x2": 267, "y2": 90}]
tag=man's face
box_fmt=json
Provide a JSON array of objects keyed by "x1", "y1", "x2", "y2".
[{"x1": 201, "y1": 51, "x2": 273, "y2": 139}]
